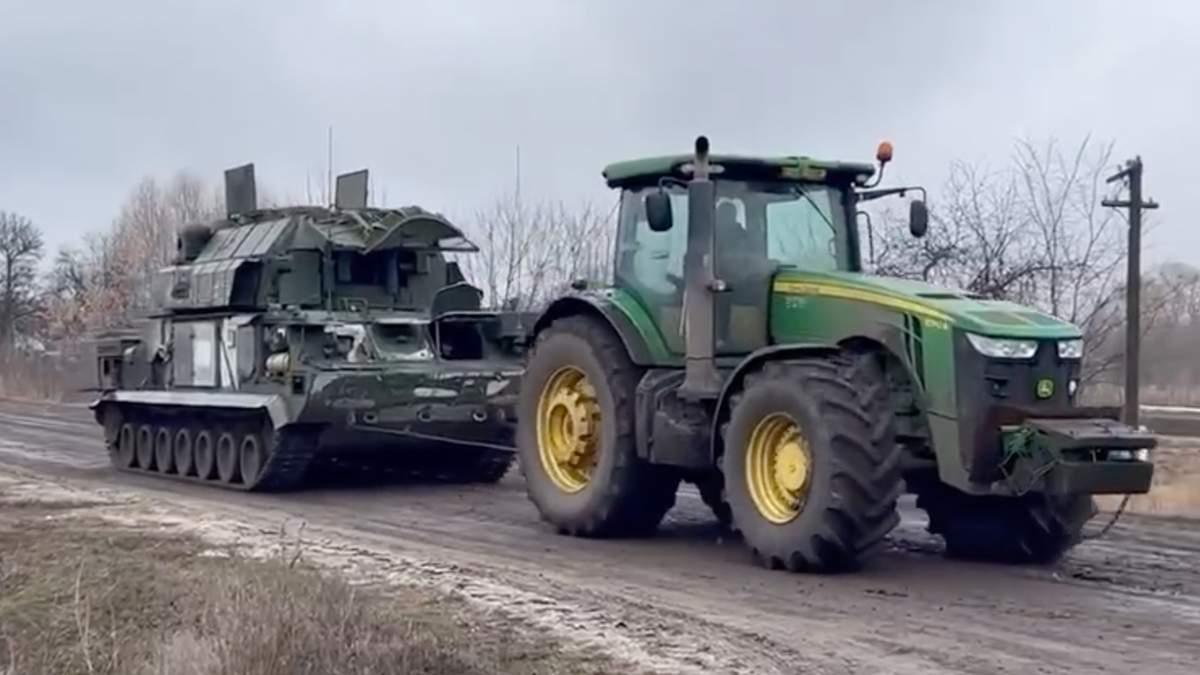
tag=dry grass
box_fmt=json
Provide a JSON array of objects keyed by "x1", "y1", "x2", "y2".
[
  {"x1": 0, "y1": 356, "x2": 67, "y2": 402},
  {"x1": 1083, "y1": 382, "x2": 1200, "y2": 408},
  {"x1": 0, "y1": 505, "x2": 605, "y2": 675},
  {"x1": 1097, "y1": 440, "x2": 1200, "y2": 517}
]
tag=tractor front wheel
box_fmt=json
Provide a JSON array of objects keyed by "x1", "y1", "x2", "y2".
[
  {"x1": 517, "y1": 316, "x2": 679, "y2": 537},
  {"x1": 722, "y1": 353, "x2": 903, "y2": 572},
  {"x1": 916, "y1": 484, "x2": 1096, "y2": 564}
]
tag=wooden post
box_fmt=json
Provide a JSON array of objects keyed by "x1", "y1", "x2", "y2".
[{"x1": 1103, "y1": 157, "x2": 1159, "y2": 427}]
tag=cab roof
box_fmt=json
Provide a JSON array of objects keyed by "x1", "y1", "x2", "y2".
[{"x1": 601, "y1": 154, "x2": 877, "y2": 189}]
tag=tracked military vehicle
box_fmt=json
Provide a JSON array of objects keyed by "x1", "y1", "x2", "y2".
[
  {"x1": 517, "y1": 136, "x2": 1156, "y2": 572},
  {"x1": 90, "y1": 165, "x2": 527, "y2": 491}
]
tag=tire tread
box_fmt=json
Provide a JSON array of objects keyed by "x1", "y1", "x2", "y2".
[
  {"x1": 724, "y1": 350, "x2": 903, "y2": 572},
  {"x1": 519, "y1": 315, "x2": 679, "y2": 538}
]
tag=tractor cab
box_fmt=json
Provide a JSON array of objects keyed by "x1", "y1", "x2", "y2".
[{"x1": 603, "y1": 142, "x2": 927, "y2": 370}]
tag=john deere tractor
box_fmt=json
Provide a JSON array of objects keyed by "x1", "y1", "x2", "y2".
[{"x1": 516, "y1": 136, "x2": 1156, "y2": 572}]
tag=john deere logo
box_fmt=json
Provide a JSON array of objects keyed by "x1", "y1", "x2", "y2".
[{"x1": 1036, "y1": 378, "x2": 1055, "y2": 399}]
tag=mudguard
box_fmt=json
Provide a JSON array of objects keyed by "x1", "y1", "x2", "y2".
[
  {"x1": 90, "y1": 391, "x2": 292, "y2": 430},
  {"x1": 532, "y1": 292, "x2": 662, "y2": 366},
  {"x1": 710, "y1": 343, "x2": 838, "y2": 459}
]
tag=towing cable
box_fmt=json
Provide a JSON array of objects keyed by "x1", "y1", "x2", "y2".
[{"x1": 1084, "y1": 494, "x2": 1131, "y2": 541}]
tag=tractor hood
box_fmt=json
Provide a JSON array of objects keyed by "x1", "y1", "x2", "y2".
[{"x1": 773, "y1": 270, "x2": 1081, "y2": 340}]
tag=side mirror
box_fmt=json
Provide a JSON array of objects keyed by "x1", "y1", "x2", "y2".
[
  {"x1": 909, "y1": 200, "x2": 928, "y2": 238},
  {"x1": 645, "y1": 191, "x2": 674, "y2": 232}
]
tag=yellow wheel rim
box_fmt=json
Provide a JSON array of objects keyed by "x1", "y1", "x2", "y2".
[
  {"x1": 745, "y1": 413, "x2": 812, "y2": 524},
  {"x1": 535, "y1": 365, "x2": 601, "y2": 493}
]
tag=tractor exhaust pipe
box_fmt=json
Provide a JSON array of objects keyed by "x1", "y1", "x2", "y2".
[{"x1": 678, "y1": 136, "x2": 722, "y2": 400}]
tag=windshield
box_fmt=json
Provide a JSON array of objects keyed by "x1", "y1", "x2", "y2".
[
  {"x1": 767, "y1": 186, "x2": 846, "y2": 270},
  {"x1": 716, "y1": 182, "x2": 848, "y2": 272},
  {"x1": 370, "y1": 323, "x2": 434, "y2": 361},
  {"x1": 618, "y1": 181, "x2": 850, "y2": 296}
]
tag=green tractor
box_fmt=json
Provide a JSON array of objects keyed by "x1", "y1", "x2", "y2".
[{"x1": 516, "y1": 136, "x2": 1156, "y2": 572}]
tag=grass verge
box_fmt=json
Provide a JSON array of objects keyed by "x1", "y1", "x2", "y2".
[
  {"x1": 1097, "y1": 441, "x2": 1200, "y2": 517},
  {"x1": 0, "y1": 502, "x2": 608, "y2": 675}
]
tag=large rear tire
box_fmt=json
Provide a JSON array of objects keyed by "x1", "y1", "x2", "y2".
[
  {"x1": 517, "y1": 316, "x2": 679, "y2": 537},
  {"x1": 722, "y1": 353, "x2": 902, "y2": 572},
  {"x1": 916, "y1": 484, "x2": 1096, "y2": 564}
]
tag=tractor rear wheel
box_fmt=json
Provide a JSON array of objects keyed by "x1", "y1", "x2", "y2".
[
  {"x1": 722, "y1": 353, "x2": 902, "y2": 572},
  {"x1": 916, "y1": 484, "x2": 1096, "y2": 564},
  {"x1": 517, "y1": 316, "x2": 679, "y2": 537}
]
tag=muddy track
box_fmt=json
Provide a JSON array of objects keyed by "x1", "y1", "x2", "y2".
[{"x1": 1, "y1": 398, "x2": 1198, "y2": 674}]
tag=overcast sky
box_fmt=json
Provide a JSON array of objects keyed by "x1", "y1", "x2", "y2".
[{"x1": 2, "y1": 0, "x2": 1196, "y2": 267}]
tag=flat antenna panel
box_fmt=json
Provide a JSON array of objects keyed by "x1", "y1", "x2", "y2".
[
  {"x1": 224, "y1": 163, "x2": 257, "y2": 217},
  {"x1": 335, "y1": 169, "x2": 369, "y2": 209}
]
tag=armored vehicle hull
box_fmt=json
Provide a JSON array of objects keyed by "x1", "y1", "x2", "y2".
[
  {"x1": 90, "y1": 165, "x2": 529, "y2": 491},
  {"x1": 93, "y1": 349, "x2": 523, "y2": 490},
  {"x1": 95, "y1": 383, "x2": 520, "y2": 491}
]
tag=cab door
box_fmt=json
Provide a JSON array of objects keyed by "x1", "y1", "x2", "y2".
[
  {"x1": 613, "y1": 188, "x2": 689, "y2": 355},
  {"x1": 712, "y1": 194, "x2": 771, "y2": 355}
]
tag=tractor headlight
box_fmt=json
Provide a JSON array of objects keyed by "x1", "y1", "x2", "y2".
[
  {"x1": 965, "y1": 333, "x2": 1038, "y2": 359},
  {"x1": 1057, "y1": 338, "x2": 1084, "y2": 360}
]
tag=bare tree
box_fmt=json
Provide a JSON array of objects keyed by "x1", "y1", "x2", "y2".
[
  {"x1": 1148, "y1": 264, "x2": 1200, "y2": 395},
  {"x1": 41, "y1": 172, "x2": 226, "y2": 347},
  {"x1": 0, "y1": 211, "x2": 45, "y2": 357},
  {"x1": 457, "y1": 190, "x2": 616, "y2": 310}
]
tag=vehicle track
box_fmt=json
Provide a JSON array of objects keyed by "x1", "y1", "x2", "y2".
[{"x1": 1, "y1": 398, "x2": 1198, "y2": 674}]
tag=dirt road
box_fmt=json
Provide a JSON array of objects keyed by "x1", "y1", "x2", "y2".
[{"x1": 1, "y1": 398, "x2": 1198, "y2": 674}]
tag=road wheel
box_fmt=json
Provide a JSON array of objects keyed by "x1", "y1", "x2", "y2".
[
  {"x1": 723, "y1": 353, "x2": 902, "y2": 572},
  {"x1": 173, "y1": 428, "x2": 194, "y2": 477},
  {"x1": 116, "y1": 422, "x2": 137, "y2": 468},
  {"x1": 916, "y1": 484, "x2": 1096, "y2": 564},
  {"x1": 517, "y1": 316, "x2": 679, "y2": 537},
  {"x1": 194, "y1": 429, "x2": 216, "y2": 480},
  {"x1": 136, "y1": 424, "x2": 156, "y2": 470},
  {"x1": 239, "y1": 430, "x2": 266, "y2": 487},
  {"x1": 216, "y1": 431, "x2": 241, "y2": 484},
  {"x1": 154, "y1": 426, "x2": 174, "y2": 474}
]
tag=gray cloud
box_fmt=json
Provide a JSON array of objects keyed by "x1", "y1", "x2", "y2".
[{"x1": 1, "y1": 0, "x2": 1195, "y2": 265}]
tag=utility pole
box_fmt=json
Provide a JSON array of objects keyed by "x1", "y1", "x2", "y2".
[
  {"x1": 327, "y1": 126, "x2": 335, "y2": 207},
  {"x1": 1102, "y1": 156, "x2": 1159, "y2": 427}
]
